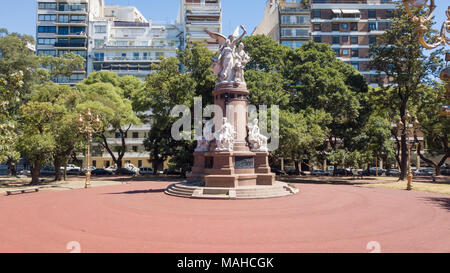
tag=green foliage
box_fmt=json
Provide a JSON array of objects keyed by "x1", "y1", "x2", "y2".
[
  {"x1": 241, "y1": 34, "x2": 286, "y2": 72},
  {"x1": 39, "y1": 52, "x2": 85, "y2": 80},
  {"x1": 245, "y1": 70, "x2": 290, "y2": 108},
  {"x1": 178, "y1": 42, "x2": 216, "y2": 104}
]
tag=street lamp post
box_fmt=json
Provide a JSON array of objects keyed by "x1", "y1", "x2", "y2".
[
  {"x1": 402, "y1": 0, "x2": 450, "y2": 116},
  {"x1": 399, "y1": 113, "x2": 419, "y2": 190},
  {"x1": 78, "y1": 108, "x2": 101, "y2": 189}
]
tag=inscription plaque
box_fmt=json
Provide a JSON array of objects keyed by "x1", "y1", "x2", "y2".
[{"x1": 235, "y1": 156, "x2": 254, "y2": 169}]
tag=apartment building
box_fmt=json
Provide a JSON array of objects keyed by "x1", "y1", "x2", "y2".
[
  {"x1": 87, "y1": 5, "x2": 180, "y2": 81},
  {"x1": 177, "y1": 0, "x2": 222, "y2": 51},
  {"x1": 90, "y1": 125, "x2": 161, "y2": 169},
  {"x1": 254, "y1": 0, "x2": 395, "y2": 84},
  {"x1": 254, "y1": 0, "x2": 311, "y2": 49},
  {"x1": 36, "y1": 0, "x2": 104, "y2": 84},
  {"x1": 311, "y1": 0, "x2": 395, "y2": 84}
]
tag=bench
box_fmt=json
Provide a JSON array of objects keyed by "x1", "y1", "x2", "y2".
[{"x1": 6, "y1": 187, "x2": 39, "y2": 196}]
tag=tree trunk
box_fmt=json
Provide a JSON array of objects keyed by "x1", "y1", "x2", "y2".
[
  {"x1": 54, "y1": 159, "x2": 62, "y2": 181},
  {"x1": 30, "y1": 162, "x2": 41, "y2": 185},
  {"x1": 294, "y1": 160, "x2": 300, "y2": 175},
  {"x1": 399, "y1": 127, "x2": 409, "y2": 181}
]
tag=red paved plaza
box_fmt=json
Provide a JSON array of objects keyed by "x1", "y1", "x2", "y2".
[{"x1": 0, "y1": 180, "x2": 449, "y2": 253}]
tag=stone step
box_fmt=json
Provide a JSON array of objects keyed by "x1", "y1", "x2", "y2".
[
  {"x1": 168, "y1": 187, "x2": 195, "y2": 194},
  {"x1": 167, "y1": 188, "x2": 194, "y2": 196}
]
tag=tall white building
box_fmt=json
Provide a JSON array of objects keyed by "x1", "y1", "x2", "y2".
[
  {"x1": 36, "y1": 0, "x2": 104, "y2": 84},
  {"x1": 177, "y1": 0, "x2": 222, "y2": 51},
  {"x1": 87, "y1": 5, "x2": 181, "y2": 81}
]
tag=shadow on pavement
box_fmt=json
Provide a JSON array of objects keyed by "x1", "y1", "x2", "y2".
[
  {"x1": 420, "y1": 197, "x2": 450, "y2": 212},
  {"x1": 106, "y1": 189, "x2": 166, "y2": 195}
]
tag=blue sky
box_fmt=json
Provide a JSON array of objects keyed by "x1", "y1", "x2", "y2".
[{"x1": 0, "y1": 0, "x2": 265, "y2": 38}]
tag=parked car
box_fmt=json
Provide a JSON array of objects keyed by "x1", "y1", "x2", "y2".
[
  {"x1": 362, "y1": 168, "x2": 386, "y2": 176},
  {"x1": 311, "y1": 170, "x2": 330, "y2": 176},
  {"x1": 0, "y1": 164, "x2": 9, "y2": 175},
  {"x1": 116, "y1": 168, "x2": 137, "y2": 176},
  {"x1": 164, "y1": 169, "x2": 182, "y2": 176},
  {"x1": 61, "y1": 164, "x2": 81, "y2": 171},
  {"x1": 66, "y1": 169, "x2": 82, "y2": 175},
  {"x1": 91, "y1": 168, "x2": 113, "y2": 176},
  {"x1": 139, "y1": 167, "x2": 154, "y2": 175},
  {"x1": 271, "y1": 168, "x2": 286, "y2": 176},
  {"x1": 334, "y1": 169, "x2": 353, "y2": 176},
  {"x1": 82, "y1": 166, "x2": 96, "y2": 173},
  {"x1": 105, "y1": 166, "x2": 117, "y2": 173},
  {"x1": 387, "y1": 169, "x2": 401, "y2": 176},
  {"x1": 440, "y1": 169, "x2": 450, "y2": 176},
  {"x1": 285, "y1": 167, "x2": 306, "y2": 176},
  {"x1": 414, "y1": 169, "x2": 433, "y2": 176},
  {"x1": 40, "y1": 167, "x2": 56, "y2": 176}
]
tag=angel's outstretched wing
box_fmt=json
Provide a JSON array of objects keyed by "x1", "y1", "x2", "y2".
[{"x1": 204, "y1": 29, "x2": 227, "y2": 46}]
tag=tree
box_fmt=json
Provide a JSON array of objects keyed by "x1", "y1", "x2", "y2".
[
  {"x1": 133, "y1": 57, "x2": 196, "y2": 173},
  {"x1": 178, "y1": 42, "x2": 216, "y2": 104},
  {"x1": 245, "y1": 70, "x2": 290, "y2": 109},
  {"x1": 241, "y1": 34, "x2": 286, "y2": 72},
  {"x1": 77, "y1": 72, "x2": 140, "y2": 169},
  {"x1": 16, "y1": 101, "x2": 61, "y2": 184},
  {"x1": 369, "y1": 4, "x2": 443, "y2": 180},
  {"x1": 277, "y1": 109, "x2": 331, "y2": 174},
  {"x1": 414, "y1": 84, "x2": 449, "y2": 175}
]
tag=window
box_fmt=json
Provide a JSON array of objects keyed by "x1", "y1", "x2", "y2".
[
  {"x1": 313, "y1": 23, "x2": 321, "y2": 31},
  {"x1": 332, "y1": 36, "x2": 340, "y2": 44},
  {"x1": 57, "y1": 27, "x2": 69, "y2": 35},
  {"x1": 351, "y1": 62, "x2": 359, "y2": 70},
  {"x1": 94, "y1": 39, "x2": 105, "y2": 48},
  {"x1": 282, "y1": 41, "x2": 294, "y2": 48},
  {"x1": 333, "y1": 48, "x2": 340, "y2": 57},
  {"x1": 71, "y1": 15, "x2": 86, "y2": 22},
  {"x1": 386, "y1": 9, "x2": 394, "y2": 18},
  {"x1": 295, "y1": 29, "x2": 309, "y2": 37},
  {"x1": 71, "y1": 4, "x2": 87, "y2": 11},
  {"x1": 133, "y1": 52, "x2": 139, "y2": 59},
  {"x1": 38, "y1": 26, "x2": 56, "y2": 33},
  {"x1": 281, "y1": 28, "x2": 293, "y2": 37},
  {"x1": 95, "y1": 26, "x2": 107, "y2": 33},
  {"x1": 132, "y1": 146, "x2": 138, "y2": 152},
  {"x1": 351, "y1": 36, "x2": 358, "y2": 45},
  {"x1": 58, "y1": 15, "x2": 69, "y2": 23},
  {"x1": 38, "y1": 14, "x2": 56, "y2": 21},
  {"x1": 37, "y1": 38, "x2": 56, "y2": 45},
  {"x1": 38, "y1": 2, "x2": 57, "y2": 10},
  {"x1": 313, "y1": 10, "x2": 321, "y2": 19},
  {"x1": 342, "y1": 36, "x2": 348, "y2": 43},
  {"x1": 138, "y1": 160, "x2": 143, "y2": 168},
  {"x1": 369, "y1": 22, "x2": 377, "y2": 31},
  {"x1": 94, "y1": 52, "x2": 104, "y2": 61},
  {"x1": 351, "y1": 49, "x2": 359, "y2": 57},
  {"x1": 342, "y1": 49, "x2": 349, "y2": 56},
  {"x1": 350, "y1": 22, "x2": 357, "y2": 31},
  {"x1": 70, "y1": 27, "x2": 85, "y2": 34},
  {"x1": 369, "y1": 35, "x2": 377, "y2": 45},
  {"x1": 313, "y1": 36, "x2": 322, "y2": 43},
  {"x1": 368, "y1": 9, "x2": 376, "y2": 19},
  {"x1": 342, "y1": 23, "x2": 348, "y2": 30},
  {"x1": 92, "y1": 160, "x2": 97, "y2": 167},
  {"x1": 133, "y1": 132, "x2": 139, "y2": 138},
  {"x1": 37, "y1": 50, "x2": 56, "y2": 56},
  {"x1": 332, "y1": 23, "x2": 340, "y2": 31}
]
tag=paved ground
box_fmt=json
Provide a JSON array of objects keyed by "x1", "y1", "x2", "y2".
[{"x1": 0, "y1": 178, "x2": 449, "y2": 253}]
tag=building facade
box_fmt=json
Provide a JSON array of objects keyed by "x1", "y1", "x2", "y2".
[
  {"x1": 254, "y1": 0, "x2": 395, "y2": 84},
  {"x1": 36, "y1": 0, "x2": 104, "y2": 84},
  {"x1": 177, "y1": 0, "x2": 222, "y2": 51},
  {"x1": 311, "y1": 0, "x2": 395, "y2": 84},
  {"x1": 87, "y1": 6, "x2": 180, "y2": 81}
]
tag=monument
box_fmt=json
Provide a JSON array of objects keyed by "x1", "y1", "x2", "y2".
[{"x1": 166, "y1": 26, "x2": 298, "y2": 199}]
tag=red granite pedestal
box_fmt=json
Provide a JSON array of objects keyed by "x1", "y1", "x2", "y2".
[{"x1": 186, "y1": 82, "x2": 275, "y2": 188}]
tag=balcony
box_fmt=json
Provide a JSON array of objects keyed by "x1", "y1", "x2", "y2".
[
  {"x1": 185, "y1": 3, "x2": 221, "y2": 16},
  {"x1": 54, "y1": 42, "x2": 87, "y2": 49},
  {"x1": 93, "y1": 56, "x2": 161, "y2": 62}
]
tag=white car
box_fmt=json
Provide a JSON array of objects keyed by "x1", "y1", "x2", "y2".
[
  {"x1": 139, "y1": 167, "x2": 154, "y2": 175},
  {"x1": 61, "y1": 164, "x2": 81, "y2": 171}
]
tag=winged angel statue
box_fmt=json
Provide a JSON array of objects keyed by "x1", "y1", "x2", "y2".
[{"x1": 205, "y1": 25, "x2": 250, "y2": 84}]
